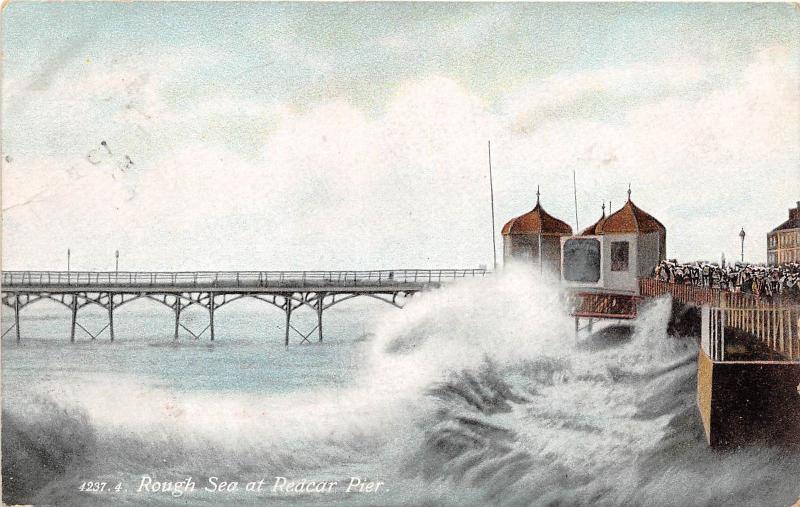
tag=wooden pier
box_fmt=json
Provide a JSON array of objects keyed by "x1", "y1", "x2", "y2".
[{"x1": 0, "y1": 269, "x2": 487, "y2": 345}]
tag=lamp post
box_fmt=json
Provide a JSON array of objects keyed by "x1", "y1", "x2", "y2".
[
  {"x1": 115, "y1": 250, "x2": 119, "y2": 273},
  {"x1": 739, "y1": 228, "x2": 746, "y2": 263},
  {"x1": 67, "y1": 248, "x2": 71, "y2": 273}
]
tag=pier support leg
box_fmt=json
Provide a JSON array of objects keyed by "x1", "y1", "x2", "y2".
[
  {"x1": 317, "y1": 294, "x2": 324, "y2": 343},
  {"x1": 174, "y1": 298, "x2": 181, "y2": 340},
  {"x1": 574, "y1": 316, "x2": 579, "y2": 340},
  {"x1": 108, "y1": 293, "x2": 114, "y2": 342},
  {"x1": 284, "y1": 298, "x2": 293, "y2": 347},
  {"x1": 14, "y1": 295, "x2": 20, "y2": 342},
  {"x1": 587, "y1": 318, "x2": 593, "y2": 334},
  {"x1": 70, "y1": 296, "x2": 77, "y2": 343},
  {"x1": 209, "y1": 293, "x2": 215, "y2": 341}
]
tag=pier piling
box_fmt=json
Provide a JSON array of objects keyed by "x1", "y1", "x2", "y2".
[
  {"x1": 284, "y1": 297, "x2": 293, "y2": 347},
  {"x1": 70, "y1": 296, "x2": 77, "y2": 343},
  {"x1": 174, "y1": 299, "x2": 181, "y2": 340},
  {"x1": 108, "y1": 293, "x2": 115, "y2": 342},
  {"x1": 317, "y1": 294, "x2": 324, "y2": 342},
  {"x1": 14, "y1": 296, "x2": 20, "y2": 342},
  {"x1": 209, "y1": 293, "x2": 215, "y2": 341}
]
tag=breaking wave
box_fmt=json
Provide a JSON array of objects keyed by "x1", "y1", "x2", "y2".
[{"x1": 3, "y1": 264, "x2": 799, "y2": 506}]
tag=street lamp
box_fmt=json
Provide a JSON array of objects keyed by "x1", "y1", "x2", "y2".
[
  {"x1": 67, "y1": 248, "x2": 71, "y2": 273},
  {"x1": 115, "y1": 250, "x2": 119, "y2": 273},
  {"x1": 739, "y1": 228, "x2": 746, "y2": 263}
]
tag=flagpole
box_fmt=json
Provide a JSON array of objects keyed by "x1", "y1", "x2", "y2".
[
  {"x1": 488, "y1": 141, "x2": 498, "y2": 271},
  {"x1": 573, "y1": 169, "x2": 579, "y2": 231}
]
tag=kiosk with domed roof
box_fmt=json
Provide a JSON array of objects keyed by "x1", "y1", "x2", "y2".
[
  {"x1": 562, "y1": 188, "x2": 666, "y2": 294},
  {"x1": 501, "y1": 187, "x2": 573, "y2": 275}
]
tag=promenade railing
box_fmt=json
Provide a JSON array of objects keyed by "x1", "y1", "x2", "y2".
[
  {"x1": 639, "y1": 278, "x2": 723, "y2": 306},
  {"x1": 640, "y1": 278, "x2": 800, "y2": 361}
]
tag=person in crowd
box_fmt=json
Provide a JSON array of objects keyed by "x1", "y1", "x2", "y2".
[{"x1": 652, "y1": 260, "x2": 800, "y2": 301}]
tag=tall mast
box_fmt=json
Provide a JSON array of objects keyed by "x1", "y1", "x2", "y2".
[
  {"x1": 536, "y1": 185, "x2": 543, "y2": 273},
  {"x1": 488, "y1": 141, "x2": 498, "y2": 271},
  {"x1": 573, "y1": 169, "x2": 580, "y2": 231}
]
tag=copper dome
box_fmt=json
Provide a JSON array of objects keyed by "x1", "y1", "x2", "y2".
[
  {"x1": 501, "y1": 195, "x2": 573, "y2": 236},
  {"x1": 596, "y1": 197, "x2": 665, "y2": 234}
]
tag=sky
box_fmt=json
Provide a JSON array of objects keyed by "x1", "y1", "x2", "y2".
[{"x1": 2, "y1": 2, "x2": 799, "y2": 270}]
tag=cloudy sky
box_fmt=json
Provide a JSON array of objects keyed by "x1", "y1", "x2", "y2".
[{"x1": 2, "y1": 2, "x2": 798, "y2": 270}]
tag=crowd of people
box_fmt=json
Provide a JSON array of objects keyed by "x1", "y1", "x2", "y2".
[{"x1": 653, "y1": 260, "x2": 800, "y2": 299}]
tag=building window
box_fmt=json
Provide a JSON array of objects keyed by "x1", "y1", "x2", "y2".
[
  {"x1": 611, "y1": 241, "x2": 629, "y2": 271},
  {"x1": 563, "y1": 238, "x2": 601, "y2": 283}
]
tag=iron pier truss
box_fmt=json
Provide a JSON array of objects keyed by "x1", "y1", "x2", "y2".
[{"x1": 1, "y1": 270, "x2": 487, "y2": 345}]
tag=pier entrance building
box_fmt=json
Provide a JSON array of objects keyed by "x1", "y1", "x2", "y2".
[{"x1": 501, "y1": 188, "x2": 572, "y2": 275}]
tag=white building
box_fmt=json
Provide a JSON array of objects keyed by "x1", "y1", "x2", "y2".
[{"x1": 562, "y1": 192, "x2": 666, "y2": 294}]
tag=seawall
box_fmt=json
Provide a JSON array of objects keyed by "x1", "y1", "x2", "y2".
[{"x1": 665, "y1": 298, "x2": 800, "y2": 448}]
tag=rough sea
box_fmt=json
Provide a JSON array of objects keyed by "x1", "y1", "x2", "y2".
[{"x1": 3, "y1": 267, "x2": 799, "y2": 506}]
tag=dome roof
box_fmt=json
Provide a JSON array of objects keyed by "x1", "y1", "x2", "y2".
[
  {"x1": 596, "y1": 195, "x2": 665, "y2": 234},
  {"x1": 581, "y1": 204, "x2": 607, "y2": 235},
  {"x1": 501, "y1": 192, "x2": 573, "y2": 236}
]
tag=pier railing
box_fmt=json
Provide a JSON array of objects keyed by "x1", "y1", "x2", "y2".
[
  {"x1": 1, "y1": 269, "x2": 489, "y2": 344},
  {"x1": 722, "y1": 295, "x2": 800, "y2": 361},
  {"x1": 639, "y1": 278, "x2": 723, "y2": 306},
  {"x1": 2, "y1": 269, "x2": 488, "y2": 289},
  {"x1": 570, "y1": 292, "x2": 638, "y2": 320},
  {"x1": 640, "y1": 278, "x2": 800, "y2": 361}
]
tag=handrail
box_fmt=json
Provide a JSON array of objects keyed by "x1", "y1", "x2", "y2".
[
  {"x1": 640, "y1": 278, "x2": 800, "y2": 310},
  {"x1": 0, "y1": 269, "x2": 488, "y2": 289},
  {"x1": 639, "y1": 278, "x2": 723, "y2": 307},
  {"x1": 641, "y1": 277, "x2": 800, "y2": 361}
]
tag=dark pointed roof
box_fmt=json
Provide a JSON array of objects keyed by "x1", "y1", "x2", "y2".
[
  {"x1": 771, "y1": 202, "x2": 800, "y2": 233},
  {"x1": 771, "y1": 218, "x2": 800, "y2": 232},
  {"x1": 581, "y1": 203, "x2": 607, "y2": 235},
  {"x1": 501, "y1": 189, "x2": 573, "y2": 236},
  {"x1": 596, "y1": 195, "x2": 665, "y2": 234}
]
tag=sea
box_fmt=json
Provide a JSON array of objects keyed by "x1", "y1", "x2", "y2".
[{"x1": 2, "y1": 266, "x2": 799, "y2": 506}]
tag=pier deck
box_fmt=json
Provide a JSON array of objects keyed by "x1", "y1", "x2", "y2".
[{"x1": 1, "y1": 269, "x2": 487, "y2": 344}]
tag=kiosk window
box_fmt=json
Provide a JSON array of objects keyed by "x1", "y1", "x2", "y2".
[
  {"x1": 562, "y1": 238, "x2": 601, "y2": 283},
  {"x1": 611, "y1": 241, "x2": 629, "y2": 271}
]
